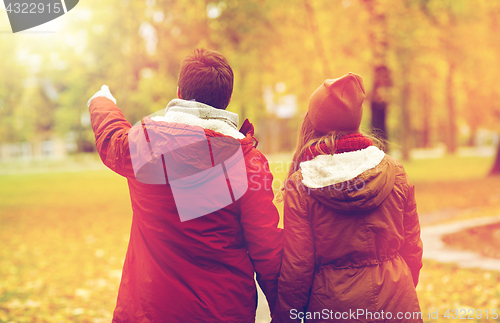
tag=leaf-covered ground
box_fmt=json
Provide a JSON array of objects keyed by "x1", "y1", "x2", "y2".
[
  {"x1": 0, "y1": 170, "x2": 131, "y2": 322},
  {"x1": 1, "y1": 154, "x2": 500, "y2": 322},
  {"x1": 416, "y1": 260, "x2": 500, "y2": 322}
]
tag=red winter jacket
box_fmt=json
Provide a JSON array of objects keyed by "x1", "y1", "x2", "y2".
[{"x1": 89, "y1": 97, "x2": 283, "y2": 323}]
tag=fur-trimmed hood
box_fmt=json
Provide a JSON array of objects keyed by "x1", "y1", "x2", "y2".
[{"x1": 299, "y1": 146, "x2": 396, "y2": 212}]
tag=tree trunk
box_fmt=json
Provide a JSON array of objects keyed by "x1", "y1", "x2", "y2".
[
  {"x1": 490, "y1": 139, "x2": 500, "y2": 176},
  {"x1": 362, "y1": 0, "x2": 392, "y2": 149},
  {"x1": 468, "y1": 126, "x2": 476, "y2": 147},
  {"x1": 371, "y1": 100, "x2": 387, "y2": 141},
  {"x1": 446, "y1": 62, "x2": 458, "y2": 154},
  {"x1": 421, "y1": 83, "x2": 431, "y2": 148},
  {"x1": 400, "y1": 69, "x2": 411, "y2": 161},
  {"x1": 370, "y1": 65, "x2": 391, "y2": 146}
]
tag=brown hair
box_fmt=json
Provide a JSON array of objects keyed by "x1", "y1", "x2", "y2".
[
  {"x1": 286, "y1": 113, "x2": 386, "y2": 180},
  {"x1": 178, "y1": 48, "x2": 234, "y2": 110}
]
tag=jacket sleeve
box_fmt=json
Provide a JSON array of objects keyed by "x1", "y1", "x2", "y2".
[
  {"x1": 89, "y1": 97, "x2": 134, "y2": 178},
  {"x1": 272, "y1": 174, "x2": 314, "y2": 322},
  {"x1": 239, "y1": 152, "x2": 283, "y2": 317},
  {"x1": 399, "y1": 176, "x2": 423, "y2": 287}
]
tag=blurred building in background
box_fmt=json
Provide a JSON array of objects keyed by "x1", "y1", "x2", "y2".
[{"x1": 0, "y1": 138, "x2": 73, "y2": 161}]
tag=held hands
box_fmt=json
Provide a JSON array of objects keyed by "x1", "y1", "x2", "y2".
[{"x1": 87, "y1": 85, "x2": 117, "y2": 107}]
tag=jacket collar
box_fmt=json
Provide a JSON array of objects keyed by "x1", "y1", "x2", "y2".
[
  {"x1": 165, "y1": 99, "x2": 239, "y2": 129},
  {"x1": 151, "y1": 99, "x2": 245, "y2": 139},
  {"x1": 298, "y1": 147, "x2": 395, "y2": 213},
  {"x1": 300, "y1": 146, "x2": 385, "y2": 188}
]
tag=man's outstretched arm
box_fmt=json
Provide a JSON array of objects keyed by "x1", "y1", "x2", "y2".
[{"x1": 88, "y1": 85, "x2": 134, "y2": 178}]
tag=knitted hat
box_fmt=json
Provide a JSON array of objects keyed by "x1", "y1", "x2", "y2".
[{"x1": 307, "y1": 73, "x2": 365, "y2": 133}]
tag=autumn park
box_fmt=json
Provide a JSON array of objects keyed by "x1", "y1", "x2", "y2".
[{"x1": 1, "y1": 0, "x2": 500, "y2": 322}]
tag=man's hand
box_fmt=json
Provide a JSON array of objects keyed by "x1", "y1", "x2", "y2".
[{"x1": 88, "y1": 85, "x2": 117, "y2": 107}]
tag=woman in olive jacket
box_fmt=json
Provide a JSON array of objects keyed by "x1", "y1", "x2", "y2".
[{"x1": 273, "y1": 73, "x2": 423, "y2": 323}]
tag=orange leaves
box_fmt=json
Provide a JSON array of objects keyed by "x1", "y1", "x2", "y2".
[{"x1": 0, "y1": 170, "x2": 130, "y2": 322}]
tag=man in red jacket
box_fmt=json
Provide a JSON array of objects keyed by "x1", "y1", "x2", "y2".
[{"x1": 88, "y1": 48, "x2": 283, "y2": 322}]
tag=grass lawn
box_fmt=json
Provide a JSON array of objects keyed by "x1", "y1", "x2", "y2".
[{"x1": 0, "y1": 153, "x2": 500, "y2": 322}]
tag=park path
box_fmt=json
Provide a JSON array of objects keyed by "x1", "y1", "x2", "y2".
[{"x1": 421, "y1": 214, "x2": 500, "y2": 271}]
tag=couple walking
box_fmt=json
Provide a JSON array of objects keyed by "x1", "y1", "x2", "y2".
[{"x1": 88, "y1": 48, "x2": 423, "y2": 323}]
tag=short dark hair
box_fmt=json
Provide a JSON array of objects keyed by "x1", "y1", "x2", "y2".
[{"x1": 178, "y1": 48, "x2": 234, "y2": 110}]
